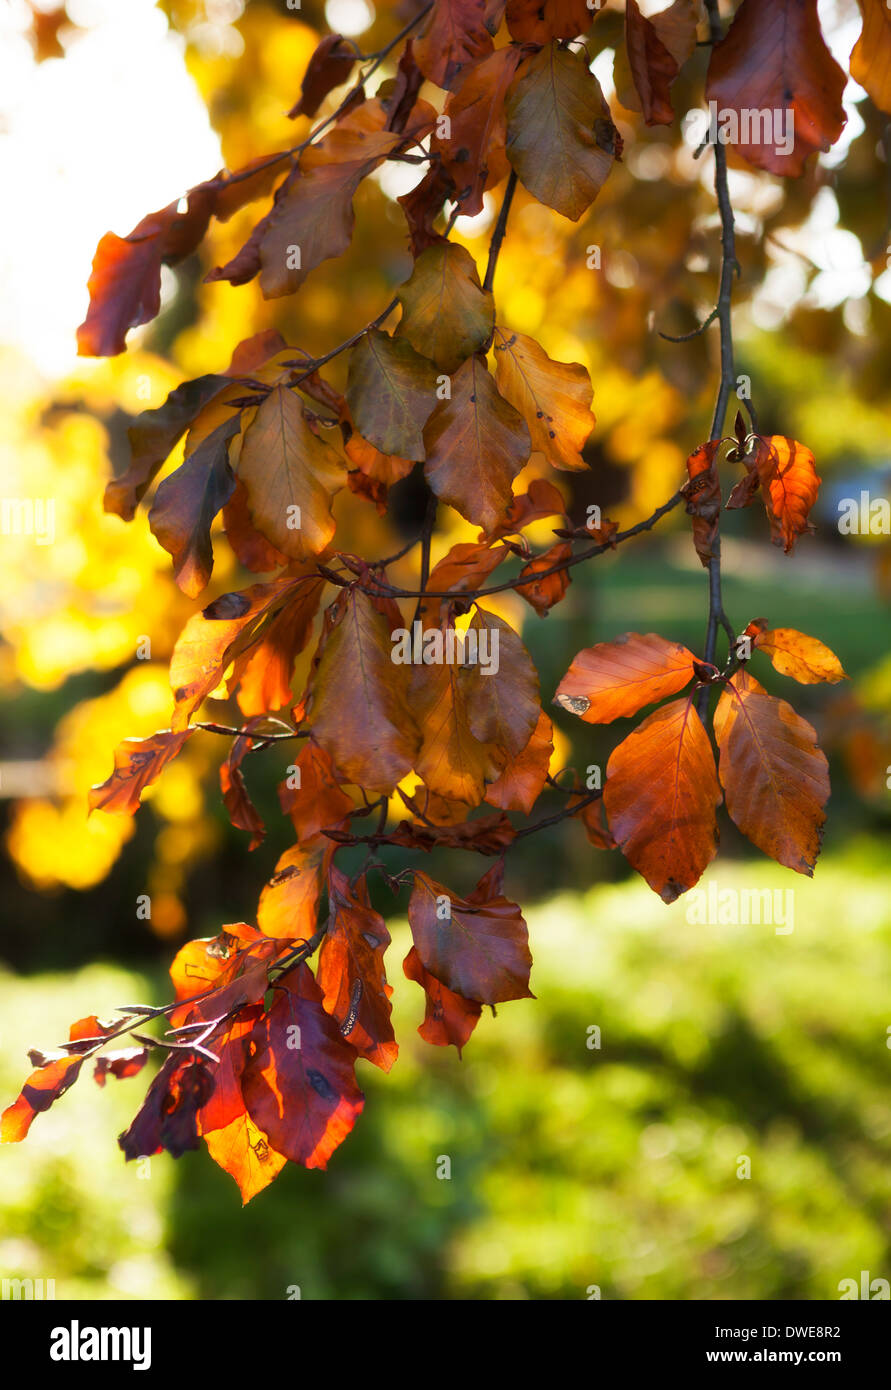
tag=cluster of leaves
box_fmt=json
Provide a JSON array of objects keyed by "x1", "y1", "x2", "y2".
[{"x1": 5, "y1": 0, "x2": 883, "y2": 1197}]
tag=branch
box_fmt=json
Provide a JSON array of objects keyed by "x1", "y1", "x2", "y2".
[{"x1": 483, "y1": 169, "x2": 519, "y2": 292}]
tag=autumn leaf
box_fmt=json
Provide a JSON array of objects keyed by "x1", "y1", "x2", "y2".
[
  {"x1": 414, "y1": 0, "x2": 495, "y2": 89},
  {"x1": 231, "y1": 570, "x2": 326, "y2": 718},
  {"x1": 288, "y1": 33, "x2": 356, "y2": 118},
  {"x1": 408, "y1": 869, "x2": 533, "y2": 1004},
  {"x1": 318, "y1": 867, "x2": 398, "y2": 1072},
  {"x1": 224, "y1": 479, "x2": 290, "y2": 573},
  {"x1": 505, "y1": 0, "x2": 594, "y2": 43},
  {"x1": 1, "y1": 1054, "x2": 84, "y2": 1143},
  {"x1": 749, "y1": 624, "x2": 848, "y2": 685},
  {"x1": 706, "y1": 0, "x2": 847, "y2": 177},
  {"x1": 241, "y1": 963, "x2": 364, "y2": 1170},
  {"x1": 423, "y1": 354, "x2": 530, "y2": 531},
  {"x1": 198, "y1": 1007, "x2": 287, "y2": 1204},
  {"x1": 77, "y1": 162, "x2": 283, "y2": 355},
  {"x1": 237, "y1": 385, "x2": 346, "y2": 559},
  {"x1": 220, "y1": 729, "x2": 266, "y2": 850},
  {"x1": 88, "y1": 729, "x2": 193, "y2": 815},
  {"x1": 403, "y1": 945, "x2": 482, "y2": 1055},
  {"x1": 555, "y1": 631, "x2": 697, "y2": 724},
  {"x1": 505, "y1": 43, "x2": 620, "y2": 221},
  {"x1": 682, "y1": 440, "x2": 723, "y2": 567},
  {"x1": 148, "y1": 414, "x2": 240, "y2": 598},
  {"x1": 851, "y1": 1, "x2": 891, "y2": 114},
  {"x1": 307, "y1": 587, "x2": 419, "y2": 793},
  {"x1": 620, "y1": 0, "x2": 697, "y2": 125},
  {"x1": 485, "y1": 476, "x2": 567, "y2": 540},
  {"x1": 484, "y1": 708, "x2": 554, "y2": 814},
  {"x1": 93, "y1": 1048, "x2": 149, "y2": 1088},
  {"x1": 493, "y1": 328, "x2": 595, "y2": 471},
  {"x1": 440, "y1": 46, "x2": 523, "y2": 214},
  {"x1": 727, "y1": 435, "x2": 821, "y2": 552},
  {"x1": 119, "y1": 1054, "x2": 216, "y2": 1161},
  {"x1": 603, "y1": 698, "x2": 721, "y2": 902},
  {"x1": 257, "y1": 843, "x2": 326, "y2": 942},
  {"x1": 396, "y1": 243, "x2": 495, "y2": 373},
  {"x1": 346, "y1": 329, "x2": 439, "y2": 461},
  {"x1": 278, "y1": 740, "x2": 354, "y2": 844},
  {"x1": 516, "y1": 541, "x2": 573, "y2": 615},
  {"x1": 714, "y1": 679, "x2": 830, "y2": 874}
]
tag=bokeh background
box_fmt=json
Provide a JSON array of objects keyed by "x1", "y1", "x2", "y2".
[{"x1": 0, "y1": 0, "x2": 889, "y2": 1300}]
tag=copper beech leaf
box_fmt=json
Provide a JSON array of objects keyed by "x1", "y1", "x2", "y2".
[
  {"x1": 198, "y1": 1008, "x2": 287, "y2": 1203},
  {"x1": 555, "y1": 632, "x2": 697, "y2": 724},
  {"x1": 484, "y1": 709, "x2": 554, "y2": 815},
  {"x1": 506, "y1": 0, "x2": 595, "y2": 44},
  {"x1": 621, "y1": 0, "x2": 697, "y2": 125},
  {"x1": 706, "y1": 0, "x2": 846, "y2": 177},
  {"x1": 603, "y1": 698, "x2": 721, "y2": 903},
  {"x1": 504, "y1": 43, "x2": 620, "y2": 221},
  {"x1": 220, "y1": 730, "x2": 265, "y2": 850},
  {"x1": 318, "y1": 867, "x2": 398, "y2": 1072},
  {"x1": 516, "y1": 541, "x2": 573, "y2": 615},
  {"x1": 414, "y1": 0, "x2": 495, "y2": 89},
  {"x1": 726, "y1": 435, "x2": 821, "y2": 552},
  {"x1": 714, "y1": 680, "x2": 830, "y2": 874},
  {"x1": 748, "y1": 624, "x2": 848, "y2": 685},
  {"x1": 307, "y1": 588, "x2": 419, "y2": 793},
  {"x1": 278, "y1": 740, "x2": 354, "y2": 844},
  {"x1": 241, "y1": 963, "x2": 364, "y2": 1170},
  {"x1": 257, "y1": 843, "x2": 326, "y2": 942},
  {"x1": 1, "y1": 1055, "x2": 84, "y2": 1143},
  {"x1": 851, "y1": 1, "x2": 891, "y2": 114},
  {"x1": 148, "y1": 414, "x2": 240, "y2": 598},
  {"x1": 422, "y1": 354, "x2": 530, "y2": 531},
  {"x1": 493, "y1": 328, "x2": 595, "y2": 471},
  {"x1": 408, "y1": 869, "x2": 533, "y2": 1004},
  {"x1": 396, "y1": 243, "x2": 495, "y2": 373},
  {"x1": 288, "y1": 33, "x2": 356, "y2": 118},
  {"x1": 441, "y1": 46, "x2": 523, "y2": 215},
  {"x1": 346, "y1": 329, "x2": 439, "y2": 461},
  {"x1": 237, "y1": 385, "x2": 347, "y2": 559},
  {"x1": 403, "y1": 945, "x2": 482, "y2": 1055},
  {"x1": 119, "y1": 1054, "x2": 215, "y2": 1161},
  {"x1": 88, "y1": 729, "x2": 193, "y2": 815}
]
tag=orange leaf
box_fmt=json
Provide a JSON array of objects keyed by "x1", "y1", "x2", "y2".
[
  {"x1": 278, "y1": 740, "x2": 354, "y2": 844},
  {"x1": 603, "y1": 698, "x2": 721, "y2": 902},
  {"x1": 714, "y1": 681, "x2": 829, "y2": 874},
  {"x1": 555, "y1": 632, "x2": 697, "y2": 724},
  {"x1": 751, "y1": 626, "x2": 848, "y2": 684},
  {"x1": 257, "y1": 844, "x2": 326, "y2": 942},
  {"x1": 493, "y1": 328, "x2": 595, "y2": 471},
  {"x1": 485, "y1": 709, "x2": 554, "y2": 814},
  {"x1": 516, "y1": 541, "x2": 573, "y2": 615},
  {"x1": 851, "y1": 1, "x2": 891, "y2": 114},
  {"x1": 88, "y1": 729, "x2": 193, "y2": 816}
]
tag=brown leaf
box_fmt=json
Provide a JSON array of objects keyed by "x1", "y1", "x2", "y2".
[
  {"x1": 403, "y1": 944, "x2": 482, "y2": 1055},
  {"x1": 396, "y1": 243, "x2": 495, "y2": 373},
  {"x1": 237, "y1": 385, "x2": 347, "y2": 560},
  {"x1": 119, "y1": 1054, "x2": 215, "y2": 1160},
  {"x1": 148, "y1": 414, "x2": 240, "y2": 598},
  {"x1": 288, "y1": 33, "x2": 357, "y2": 119},
  {"x1": 683, "y1": 439, "x2": 723, "y2": 568},
  {"x1": 506, "y1": 0, "x2": 596, "y2": 45},
  {"x1": 603, "y1": 697, "x2": 721, "y2": 902},
  {"x1": 622, "y1": 0, "x2": 696, "y2": 125},
  {"x1": 224, "y1": 478, "x2": 290, "y2": 572},
  {"x1": 423, "y1": 355, "x2": 530, "y2": 531},
  {"x1": 345, "y1": 329, "x2": 439, "y2": 461},
  {"x1": 555, "y1": 631, "x2": 697, "y2": 724},
  {"x1": 493, "y1": 328, "x2": 595, "y2": 471},
  {"x1": 505, "y1": 43, "x2": 619, "y2": 221},
  {"x1": 88, "y1": 729, "x2": 193, "y2": 815},
  {"x1": 440, "y1": 46, "x2": 522, "y2": 214},
  {"x1": 415, "y1": 0, "x2": 495, "y2": 89},
  {"x1": 714, "y1": 681, "x2": 829, "y2": 874},
  {"x1": 408, "y1": 869, "x2": 533, "y2": 1004},
  {"x1": 220, "y1": 729, "x2": 266, "y2": 850},
  {"x1": 706, "y1": 0, "x2": 846, "y2": 177},
  {"x1": 307, "y1": 588, "x2": 419, "y2": 793},
  {"x1": 318, "y1": 867, "x2": 397, "y2": 1072}
]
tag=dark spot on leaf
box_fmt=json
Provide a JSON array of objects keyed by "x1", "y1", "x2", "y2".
[
  {"x1": 307, "y1": 1068, "x2": 337, "y2": 1101},
  {"x1": 203, "y1": 591, "x2": 252, "y2": 620}
]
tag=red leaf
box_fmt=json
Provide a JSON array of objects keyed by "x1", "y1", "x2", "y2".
[
  {"x1": 415, "y1": 0, "x2": 495, "y2": 89},
  {"x1": 706, "y1": 0, "x2": 846, "y2": 177},
  {"x1": 403, "y1": 945, "x2": 482, "y2": 1055},
  {"x1": 220, "y1": 728, "x2": 266, "y2": 850},
  {"x1": 1, "y1": 1055, "x2": 84, "y2": 1143},
  {"x1": 119, "y1": 1054, "x2": 216, "y2": 1160},
  {"x1": 407, "y1": 869, "x2": 533, "y2": 1004},
  {"x1": 288, "y1": 34, "x2": 356, "y2": 119},
  {"x1": 318, "y1": 867, "x2": 397, "y2": 1072},
  {"x1": 241, "y1": 963, "x2": 364, "y2": 1170}
]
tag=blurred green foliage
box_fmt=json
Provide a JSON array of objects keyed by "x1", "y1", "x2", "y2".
[{"x1": 3, "y1": 838, "x2": 889, "y2": 1300}]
